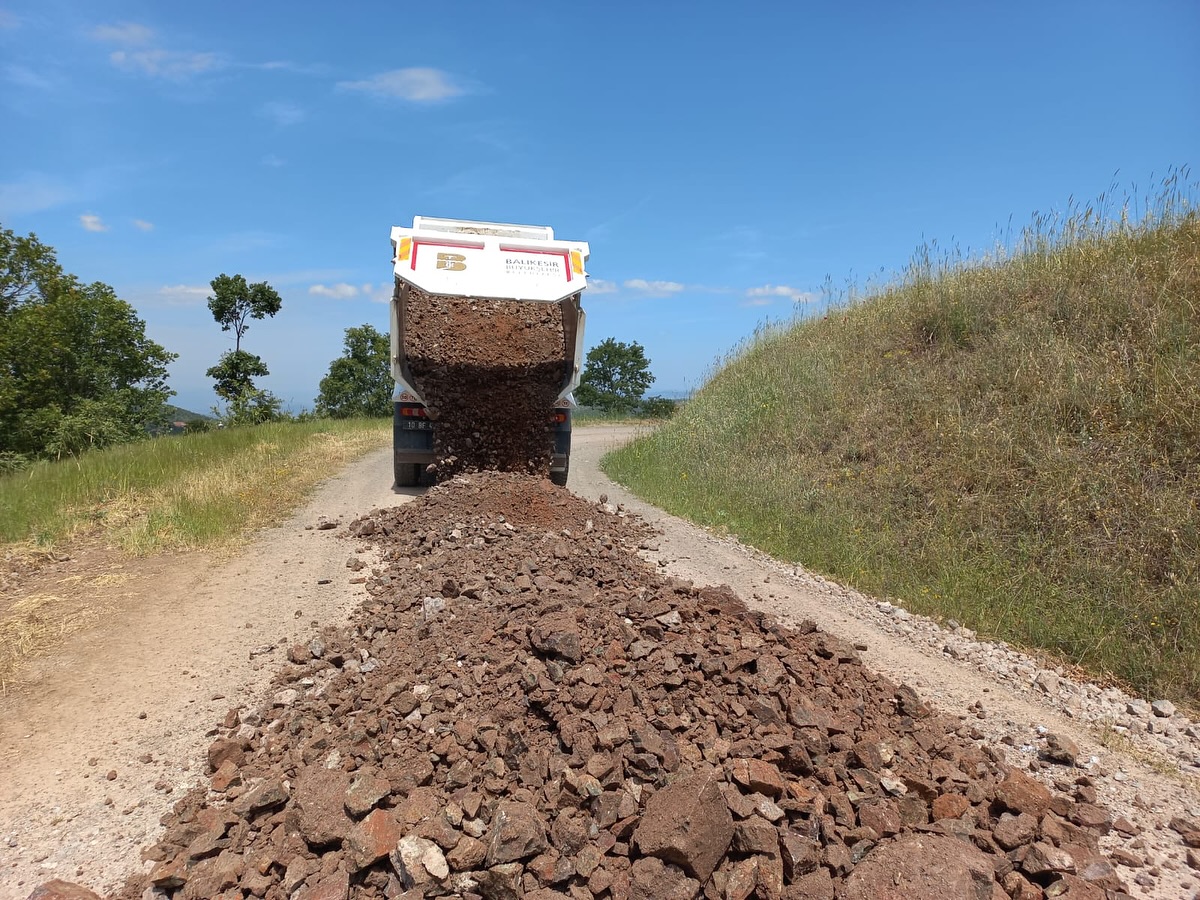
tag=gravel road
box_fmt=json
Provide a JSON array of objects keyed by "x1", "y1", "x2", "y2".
[{"x1": 1, "y1": 425, "x2": 1197, "y2": 898}]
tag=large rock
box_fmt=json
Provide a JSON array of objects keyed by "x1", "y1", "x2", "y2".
[
  {"x1": 633, "y1": 770, "x2": 733, "y2": 881},
  {"x1": 345, "y1": 807, "x2": 402, "y2": 870},
  {"x1": 838, "y1": 833, "x2": 1003, "y2": 900},
  {"x1": 629, "y1": 856, "x2": 701, "y2": 900},
  {"x1": 288, "y1": 767, "x2": 353, "y2": 846},
  {"x1": 486, "y1": 800, "x2": 549, "y2": 865},
  {"x1": 995, "y1": 769, "x2": 1052, "y2": 817}
]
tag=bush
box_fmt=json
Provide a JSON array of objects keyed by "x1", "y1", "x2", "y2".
[{"x1": 639, "y1": 396, "x2": 678, "y2": 418}]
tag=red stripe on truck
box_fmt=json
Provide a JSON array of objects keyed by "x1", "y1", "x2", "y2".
[
  {"x1": 410, "y1": 238, "x2": 485, "y2": 270},
  {"x1": 499, "y1": 246, "x2": 572, "y2": 282}
]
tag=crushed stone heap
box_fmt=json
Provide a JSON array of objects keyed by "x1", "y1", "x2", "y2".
[
  {"x1": 86, "y1": 473, "x2": 1130, "y2": 900},
  {"x1": 403, "y1": 292, "x2": 570, "y2": 478}
]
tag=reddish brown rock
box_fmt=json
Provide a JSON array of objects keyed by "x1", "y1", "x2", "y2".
[
  {"x1": 784, "y1": 867, "x2": 834, "y2": 900},
  {"x1": 779, "y1": 830, "x2": 820, "y2": 880},
  {"x1": 839, "y1": 833, "x2": 999, "y2": 900},
  {"x1": 344, "y1": 807, "x2": 402, "y2": 871},
  {"x1": 343, "y1": 770, "x2": 391, "y2": 818},
  {"x1": 1001, "y1": 871, "x2": 1044, "y2": 900},
  {"x1": 447, "y1": 835, "x2": 487, "y2": 871},
  {"x1": 991, "y1": 811, "x2": 1037, "y2": 850},
  {"x1": 996, "y1": 769, "x2": 1052, "y2": 817},
  {"x1": 178, "y1": 850, "x2": 242, "y2": 899},
  {"x1": 486, "y1": 800, "x2": 549, "y2": 866},
  {"x1": 289, "y1": 768, "x2": 353, "y2": 847},
  {"x1": 292, "y1": 871, "x2": 350, "y2": 900},
  {"x1": 1043, "y1": 873, "x2": 1105, "y2": 898},
  {"x1": 529, "y1": 611, "x2": 583, "y2": 663},
  {"x1": 231, "y1": 777, "x2": 288, "y2": 815},
  {"x1": 205, "y1": 738, "x2": 244, "y2": 773},
  {"x1": 1022, "y1": 842, "x2": 1077, "y2": 879},
  {"x1": 628, "y1": 856, "x2": 700, "y2": 900},
  {"x1": 857, "y1": 799, "x2": 901, "y2": 836},
  {"x1": 25, "y1": 882, "x2": 103, "y2": 900},
  {"x1": 931, "y1": 792, "x2": 971, "y2": 820},
  {"x1": 634, "y1": 771, "x2": 733, "y2": 881}
]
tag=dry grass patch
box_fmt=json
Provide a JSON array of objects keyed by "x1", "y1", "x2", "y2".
[
  {"x1": 0, "y1": 593, "x2": 110, "y2": 691},
  {"x1": 1, "y1": 418, "x2": 390, "y2": 554}
]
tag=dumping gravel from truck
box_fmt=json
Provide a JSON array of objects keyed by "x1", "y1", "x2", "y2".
[{"x1": 389, "y1": 218, "x2": 588, "y2": 487}]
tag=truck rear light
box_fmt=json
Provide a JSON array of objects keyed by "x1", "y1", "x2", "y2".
[
  {"x1": 400, "y1": 405, "x2": 428, "y2": 418},
  {"x1": 552, "y1": 411, "x2": 568, "y2": 424}
]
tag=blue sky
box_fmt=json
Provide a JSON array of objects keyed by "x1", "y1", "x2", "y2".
[{"x1": 1, "y1": 1, "x2": 1196, "y2": 413}]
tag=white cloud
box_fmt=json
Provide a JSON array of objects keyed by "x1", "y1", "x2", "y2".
[
  {"x1": 133, "y1": 218, "x2": 154, "y2": 231},
  {"x1": 744, "y1": 284, "x2": 817, "y2": 305},
  {"x1": 79, "y1": 213, "x2": 108, "y2": 232},
  {"x1": 623, "y1": 278, "x2": 685, "y2": 296},
  {"x1": 309, "y1": 283, "x2": 359, "y2": 300},
  {"x1": 261, "y1": 101, "x2": 304, "y2": 126},
  {"x1": 156, "y1": 284, "x2": 209, "y2": 306},
  {"x1": 338, "y1": 67, "x2": 464, "y2": 102},
  {"x1": 89, "y1": 22, "x2": 155, "y2": 45},
  {"x1": 261, "y1": 154, "x2": 286, "y2": 168},
  {"x1": 587, "y1": 278, "x2": 618, "y2": 294},
  {"x1": 0, "y1": 173, "x2": 73, "y2": 215},
  {"x1": 366, "y1": 283, "x2": 394, "y2": 304},
  {"x1": 4, "y1": 64, "x2": 56, "y2": 91},
  {"x1": 110, "y1": 48, "x2": 224, "y2": 79}
]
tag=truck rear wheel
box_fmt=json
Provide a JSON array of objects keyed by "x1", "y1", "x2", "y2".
[
  {"x1": 395, "y1": 461, "x2": 420, "y2": 488},
  {"x1": 550, "y1": 465, "x2": 569, "y2": 487}
]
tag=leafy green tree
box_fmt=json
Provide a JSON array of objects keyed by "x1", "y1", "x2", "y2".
[
  {"x1": 205, "y1": 274, "x2": 282, "y2": 421},
  {"x1": 315, "y1": 324, "x2": 393, "y2": 418},
  {"x1": 0, "y1": 228, "x2": 62, "y2": 315},
  {"x1": 0, "y1": 224, "x2": 177, "y2": 458},
  {"x1": 206, "y1": 350, "x2": 270, "y2": 402},
  {"x1": 207, "y1": 274, "x2": 282, "y2": 352},
  {"x1": 575, "y1": 338, "x2": 655, "y2": 413}
]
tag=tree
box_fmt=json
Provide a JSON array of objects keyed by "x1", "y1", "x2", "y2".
[
  {"x1": 205, "y1": 273, "x2": 282, "y2": 422},
  {"x1": 575, "y1": 338, "x2": 655, "y2": 413},
  {"x1": 315, "y1": 324, "x2": 393, "y2": 418},
  {"x1": 0, "y1": 228, "x2": 62, "y2": 316},
  {"x1": 206, "y1": 350, "x2": 270, "y2": 402},
  {"x1": 0, "y1": 224, "x2": 177, "y2": 459},
  {"x1": 207, "y1": 273, "x2": 282, "y2": 352}
]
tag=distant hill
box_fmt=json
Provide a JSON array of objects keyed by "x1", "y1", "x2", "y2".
[{"x1": 164, "y1": 404, "x2": 214, "y2": 424}]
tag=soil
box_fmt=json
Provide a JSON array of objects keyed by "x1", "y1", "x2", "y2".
[
  {"x1": 403, "y1": 291, "x2": 570, "y2": 477},
  {"x1": 3, "y1": 428, "x2": 1199, "y2": 900}
]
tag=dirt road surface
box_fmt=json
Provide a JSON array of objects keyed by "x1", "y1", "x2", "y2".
[{"x1": 1, "y1": 425, "x2": 1197, "y2": 898}]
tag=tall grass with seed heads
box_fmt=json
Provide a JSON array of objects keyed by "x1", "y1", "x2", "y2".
[{"x1": 606, "y1": 173, "x2": 1200, "y2": 705}]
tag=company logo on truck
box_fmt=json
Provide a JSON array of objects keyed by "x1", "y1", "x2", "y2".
[
  {"x1": 436, "y1": 253, "x2": 467, "y2": 271},
  {"x1": 505, "y1": 256, "x2": 562, "y2": 277}
]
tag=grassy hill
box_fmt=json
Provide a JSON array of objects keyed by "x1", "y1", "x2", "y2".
[{"x1": 606, "y1": 188, "x2": 1199, "y2": 704}]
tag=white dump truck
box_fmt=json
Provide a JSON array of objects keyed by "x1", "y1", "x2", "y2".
[{"x1": 389, "y1": 216, "x2": 590, "y2": 487}]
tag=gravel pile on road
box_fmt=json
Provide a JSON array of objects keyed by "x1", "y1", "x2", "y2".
[
  {"x1": 403, "y1": 290, "x2": 570, "y2": 478},
  {"x1": 46, "y1": 473, "x2": 1153, "y2": 900}
]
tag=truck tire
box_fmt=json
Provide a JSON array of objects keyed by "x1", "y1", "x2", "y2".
[
  {"x1": 550, "y1": 465, "x2": 569, "y2": 487},
  {"x1": 395, "y1": 460, "x2": 420, "y2": 488}
]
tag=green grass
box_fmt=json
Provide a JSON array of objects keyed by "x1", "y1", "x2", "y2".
[
  {"x1": 0, "y1": 418, "x2": 390, "y2": 553},
  {"x1": 605, "y1": 177, "x2": 1200, "y2": 705}
]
